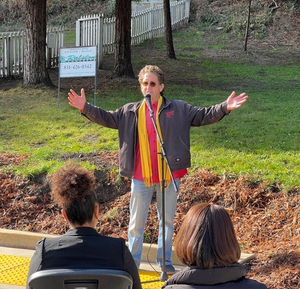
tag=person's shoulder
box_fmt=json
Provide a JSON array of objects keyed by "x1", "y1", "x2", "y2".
[
  {"x1": 164, "y1": 97, "x2": 184, "y2": 103},
  {"x1": 163, "y1": 97, "x2": 189, "y2": 107},
  {"x1": 98, "y1": 234, "x2": 126, "y2": 244},
  {"x1": 34, "y1": 237, "x2": 46, "y2": 249},
  {"x1": 36, "y1": 236, "x2": 64, "y2": 252},
  {"x1": 98, "y1": 235, "x2": 128, "y2": 252},
  {"x1": 122, "y1": 100, "x2": 142, "y2": 109},
  {"x1": 239, "y1": 278, "x2": 267, "y2": 289}
]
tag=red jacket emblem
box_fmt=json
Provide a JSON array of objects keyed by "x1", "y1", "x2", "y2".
[{"x1": 165, "y1": 111, "x2": 174, "y2": 118}]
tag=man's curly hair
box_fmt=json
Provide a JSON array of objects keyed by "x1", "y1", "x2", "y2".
[{"x1": 51, "y1": 162, "x2": 97, "y2": 225}]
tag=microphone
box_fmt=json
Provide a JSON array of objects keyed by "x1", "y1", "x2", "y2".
[{"x1": 145, "y1": 94, "x2": 154, "y2": 116}]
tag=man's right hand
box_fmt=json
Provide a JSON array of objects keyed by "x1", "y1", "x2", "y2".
[{"x1": 68, "y1": 88, "x2": 86, "y2": 111}]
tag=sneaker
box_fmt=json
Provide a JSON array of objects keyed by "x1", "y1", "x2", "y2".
[{"x1": 160, "y1": 264, "x2": 175, "y2": 273}]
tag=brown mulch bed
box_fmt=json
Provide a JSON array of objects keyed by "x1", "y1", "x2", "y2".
[{"x1": 0, "y1": 152, "x2": 299, "y2": 288}]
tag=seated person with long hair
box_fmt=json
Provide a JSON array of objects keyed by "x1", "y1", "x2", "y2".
[
  {"x1": 163, "y1": 203, "x2": 267, "y2": 289},
  {"x1": 27, "y1": 162, "x2": 142, "y2": 289}
]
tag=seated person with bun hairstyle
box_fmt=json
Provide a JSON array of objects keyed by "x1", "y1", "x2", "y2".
[
  {"x1": 163, "y1": 203, "x2": 267, "y2": 289},
  {"x1": 27, "y1": 162, "x2": 142, "y2": 289}
]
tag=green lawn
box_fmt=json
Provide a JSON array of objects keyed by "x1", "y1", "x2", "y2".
[{"x1": 1, "y1": 25, "x2": 299, "y2": 192}]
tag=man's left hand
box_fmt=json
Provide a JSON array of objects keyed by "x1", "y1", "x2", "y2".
[{"x1": 226, "y1": 91, "x2": 248, "y2": 112}]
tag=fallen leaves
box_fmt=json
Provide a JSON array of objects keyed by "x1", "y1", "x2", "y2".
[
  {"x1": 0, "y1": 153, "x2": 28, "y2": 166},
  {"x1": 0, "y1": 153, "x2": 299, "y2": 288}
]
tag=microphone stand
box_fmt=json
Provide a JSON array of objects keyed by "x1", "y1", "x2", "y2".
[{"x1": 145, "y1": 96, "x2": 179, "y2": 282}]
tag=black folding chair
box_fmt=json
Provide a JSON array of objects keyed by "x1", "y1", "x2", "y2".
[{"x1": 27, "y1": 268, "x2": 133, "y2": 289}]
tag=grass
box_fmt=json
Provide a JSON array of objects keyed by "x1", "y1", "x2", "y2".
[{"x1": 1, "y1": 25, "x2": 300, "y2": 192}]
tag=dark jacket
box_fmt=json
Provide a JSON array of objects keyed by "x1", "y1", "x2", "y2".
[
  {"x1": 162, "y1": 264, "x2": 267, "y2": 289},
  {"x1": 82, "y1": 97, "x2": 229, "y2": 178},
  {"x1": 27, "y1": 227, "x2": 142, "y2": 289}
]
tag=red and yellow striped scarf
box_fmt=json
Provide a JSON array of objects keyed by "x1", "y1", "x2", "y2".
[{"x1": 137, "y1": 96, "x2": 171, "y2": 187}]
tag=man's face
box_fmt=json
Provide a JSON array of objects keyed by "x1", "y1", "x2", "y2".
[{"x1": 140, "y1": 72, "x2": 164, "y2": 103}]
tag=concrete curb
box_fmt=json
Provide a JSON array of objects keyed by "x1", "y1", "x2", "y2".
[
  {"x1": 0, "y1": 228, "x2": 255, "y2": 265},
  {"x1": 0, "y1": 228, "x2": 183, "y2": 265},
  {"x1": 0, "y1": 229, "x2": 57, "y2": 250}
]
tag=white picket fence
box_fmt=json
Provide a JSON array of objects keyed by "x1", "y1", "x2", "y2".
[
  {"x1": 0, "y1": 31, "x2": 25, "y2": 78},
  {"x1": 0, "y1": 0, "x2": 190, "y2": 78},
  {"x1": 76, "y1": 0, "x2": 191, "y2": 67},
  {"x1": 0, "y1": 27, "x2": 64, "y2": 78},
  {"x1": 46, "y1": 27, "x2": 65, "y2": 68}
]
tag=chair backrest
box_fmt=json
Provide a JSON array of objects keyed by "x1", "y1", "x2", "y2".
[{"x1": 27, "y1": 268, "x2": 133, "y2": 289}]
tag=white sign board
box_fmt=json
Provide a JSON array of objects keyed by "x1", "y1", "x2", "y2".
[{"x1": 59, "y1": 46, "x2": 97, "y2": 78}]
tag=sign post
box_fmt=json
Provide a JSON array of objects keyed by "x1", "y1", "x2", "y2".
[{"x1": 58, "y1": 46, "x2": 97, "y2": 107}]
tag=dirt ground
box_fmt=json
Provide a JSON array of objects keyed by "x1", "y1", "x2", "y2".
[
  {"x1": 1, "y1": 18, "x2": 300, "y2": 289},
  {"x1": 1, "y1": 150, "x2": 300, "y2": 289}
]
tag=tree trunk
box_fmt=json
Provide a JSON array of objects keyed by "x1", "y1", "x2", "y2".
[
  {"x1": 23, "y1": 0, "x2": 53, "y2": 86},
  {"x1": 244, "y1": 0, "x2": 252, "y2": 52},
  {"x1": 112, "y1": 0, "x2": 135, "y2": 78},
  {"x1": 163, "y1": 0, "x2": 176, "y2": 59}
]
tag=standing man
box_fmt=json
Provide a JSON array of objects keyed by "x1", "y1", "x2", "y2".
[{"x1": 68, "y1": 65, "x2": 248, "y2": 272}]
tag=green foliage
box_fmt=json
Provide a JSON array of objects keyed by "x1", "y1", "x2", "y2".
[
  {"x1": 192, "y1": 0, "x2": 299, "y2": 40},
  {"x1": 0, "y1": 0, "x2": 110, "y2": 29},
  {"x1": 103, "y1": 208, "x2": 118, "y2": 221},
  {"x1": 106, "y1": 0, "x2": 116, "y2": 15},
  {"x1": 143, "y1": 232, "x2": 152, "y2": 243},
  {"x1": 0, "y1": 0, "x2": 25, "y2": 28},
  {"x1": 200, "y1": 14, "x2": 221, "y2": 27}
]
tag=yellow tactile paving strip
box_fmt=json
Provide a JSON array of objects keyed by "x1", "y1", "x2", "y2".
[
  {"x1": 0, "y1": 254, "x2": 31, "y2": 286},
  {"x1": 139, "y1": 271, "x2": 165, "y2": 289},
  {"x1": 0, "y1": 254, "x2": 164, "y2": 288}
]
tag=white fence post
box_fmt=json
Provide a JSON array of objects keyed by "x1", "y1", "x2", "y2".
[
  {"x1": 98, "y1": 15, "x2": 104, "y2": 68},
  {"x1": 46, "y1": 27, "x2": 64, "y2": 69},
  {"x1": 0, "y1": 28, "x2": 63, "y2": 78},
  {"x1": 0, "y1": 31, "x2": 25, "y2": 77},
  {"x1": 76, "y1": 19, "x2": 80, "y2": 46},
  {"x1": 5, "y1": 34, "x2": 11, "y2": 77},
  {"x1": 76, "y1": 14, "x2": 105, "y2": 68}
]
